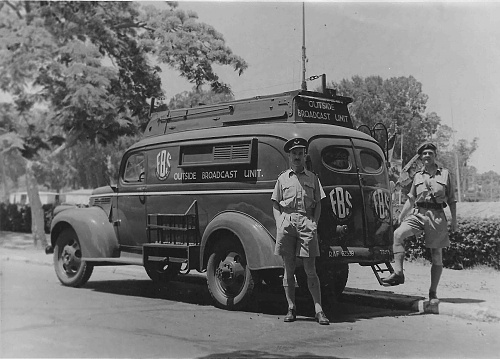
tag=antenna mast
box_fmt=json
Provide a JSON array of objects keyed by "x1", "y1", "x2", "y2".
[{"x1": 301, "y1": 2, "x2": 307, "y2": 91}]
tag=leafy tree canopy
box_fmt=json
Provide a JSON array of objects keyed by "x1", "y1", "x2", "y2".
[
  {"x1": 0, "y1": 1, "x2": 248, "y2": 149},
  {"x1": 332, "y1": 75, "x2": 439, "y2": 164}
]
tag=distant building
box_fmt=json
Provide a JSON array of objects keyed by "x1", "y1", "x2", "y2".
[
  {"x1": 8, "y1": 191, "x2": 60, "y2": 206},
  {"x1": 62, "y1": 189, "x2": 93, "y2": 206}
]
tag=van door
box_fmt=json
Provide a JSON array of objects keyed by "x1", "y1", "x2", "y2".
[
  {"x1": 309, "y1": 137, "x2": 366, "y2": 249},
  {"x1": 116, "y1": 151, "x2": 147, "y2": 251},
  {"x1": 351, "y1": 138, "x2": 393, "y2": 247}
]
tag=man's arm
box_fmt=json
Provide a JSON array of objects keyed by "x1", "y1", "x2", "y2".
[
  {"x1": 445, "y1": 168, "x2": 458, "y2": 232},
  {"x1": 272, "y1": 201, "x2": 282, "y2": 223},
  {"x1": 448, "y1": 201, "x2": 457, "y2": 232},
  {"x1": 313, "y1": 201, "x2": 321, "y2": 224}
]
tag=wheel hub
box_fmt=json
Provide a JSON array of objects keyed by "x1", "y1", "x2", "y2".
[
  {"x1": 215, "y1": 252, "x2": 244, "y2": 288},
  {"x1": 61, "y1": 243, "x2": 80, "y2": 275}
]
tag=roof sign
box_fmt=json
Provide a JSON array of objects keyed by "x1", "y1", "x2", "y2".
[{"x1": 295, "y1": 95, "x2": 353, "y2": 128}]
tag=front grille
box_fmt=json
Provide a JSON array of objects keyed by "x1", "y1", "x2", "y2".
[{"x1": 92, "y1": 197, "x2": 111, "y2": 206}]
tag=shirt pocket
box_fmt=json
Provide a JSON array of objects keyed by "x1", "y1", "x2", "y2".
[
  {"x1": 434, "y1": 179, "x2": 447, "y2": 199},
  {"x1": 303, "y1": 181, "x2": 316, "y2": 209},
  {"x1": 281, "y1": 181, "x2": 296, "y2": 207},
  {"x1": 414, "y1": 179, "x2": 426, "y2": 198}
]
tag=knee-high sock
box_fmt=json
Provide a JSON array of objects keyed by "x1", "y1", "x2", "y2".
[{"x1": 430, "y1": 264, "x2": 443, "y2": 293}]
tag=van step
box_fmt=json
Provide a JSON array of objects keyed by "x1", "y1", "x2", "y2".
[
  {"x1": 147, "y1": 200, "x2": 200, "y2": 245},
  {"x1": 143, "y1": 243, "x2": 201, "y2": 272},
  {"x1": 370, "y1": 262, "x2": 395, "y2": 286}
]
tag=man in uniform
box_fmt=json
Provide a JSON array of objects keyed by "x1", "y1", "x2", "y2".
[
  {"x1": 382, "y1": 142, "x2": 457, "y2": 303},
  {"x1": 271, "y1": 137, "x2": 329, "y2": 325}
]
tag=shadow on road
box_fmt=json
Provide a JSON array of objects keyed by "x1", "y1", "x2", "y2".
[
  {"x1": 196, "y1": 349, "x2": 348, "y2": 359},
  {"x1": 83, "y1": 274, "x2": 412, "y2": 323},
  {"x1": 441, "y1": 297, "x2": 485, "y2": 304}
]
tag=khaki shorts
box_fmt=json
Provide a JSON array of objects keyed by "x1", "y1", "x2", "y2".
[
  {"x1": 274, "y1": 212, "x2": 320, "y2": 257},
  {"x1": 399, "y1": 207, "x2": 450, "y2": 248}
]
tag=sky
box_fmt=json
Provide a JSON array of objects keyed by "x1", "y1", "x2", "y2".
[
  {"x1": 152, "y1": 1, "x2": 499, "y2": 174},
  {"x1": 1, "y1": 1, "x2": 497, "y2": 174}
]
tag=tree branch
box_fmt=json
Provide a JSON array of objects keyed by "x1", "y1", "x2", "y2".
[
  {"x1": 4, "y1": 1, "x2": 23, "y2": 19},
  {"x1": 112, "y1": 21, "x2": 154, "y2": 32}
]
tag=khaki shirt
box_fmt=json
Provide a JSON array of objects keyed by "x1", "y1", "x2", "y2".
[
  {"x1": 271, "y1": 169, "x2": 326, "y2": 214},
  {"x1": 409, "y1": 166, "x2": 457, "y2": 205}
]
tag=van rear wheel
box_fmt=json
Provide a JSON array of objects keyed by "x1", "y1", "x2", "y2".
[
  {"x1": 207, "y1": 238, "x2": 255, "y2": 310},
  {"x1": 319, "y1": 263, "x2": 349, "y2": 301},
  {"x1": 296, "y1": 262, "x2": 349, "y2": 298},
  {"x1": 53, "y1": 228, "x2": 93, "y2": 287}
]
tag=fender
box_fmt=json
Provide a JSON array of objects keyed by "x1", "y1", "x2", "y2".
[
  {"x1": 50, "y1": 206, "x2": 119, "y2": 259},
  {"x1": 200, "y1": 211, "x2": 283, "y2": 271}
]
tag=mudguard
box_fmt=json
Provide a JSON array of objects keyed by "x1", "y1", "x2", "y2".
[
  {"x1": 50, "y1": 206, "x2": 119, "y2": 259},
  {"x1": 200, "y1": 211, "x2": 283, "y2": 270}
]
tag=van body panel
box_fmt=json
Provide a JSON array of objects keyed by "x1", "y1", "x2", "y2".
[
  {"x1": 50, "y1": 207, "x2": 119, "y2": 259},
  {"x1": 92, "y1": 121, "x2": 392, "y2": 267},
  {"x1": 199, "y1": 211, "x2": 283, "y2": 271},
  {"x1": 116, "y1": 150, "x2": 148, "y2": 249}
]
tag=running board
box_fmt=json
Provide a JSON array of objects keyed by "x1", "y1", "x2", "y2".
[{"x1": 370, "y1": 262, "x2": 394, "y2": 286}]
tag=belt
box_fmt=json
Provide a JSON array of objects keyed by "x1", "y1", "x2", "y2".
[
  {"x1": 416, "y1": 202, "x2": 446, "y2": 210},
  {"x1": 281, "y1": 208, "x2": 314, "y2": 217}
]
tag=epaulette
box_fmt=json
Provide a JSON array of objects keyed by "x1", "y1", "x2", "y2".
[{"x1": 278, "y1": 169, "x2": 291, "y2": 177}]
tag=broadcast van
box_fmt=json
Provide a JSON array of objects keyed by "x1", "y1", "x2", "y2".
[{"x1": 46, "y1": 86, "x2": 395, "y2": 311}]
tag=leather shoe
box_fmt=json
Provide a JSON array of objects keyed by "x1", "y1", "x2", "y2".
[
  {"x1": 315, "y1": 311, "x2": 329, "y2": 325},
  {"x1": 381, "y1": 273, "x2": 405, "y2": 286},
  {"x1": 429, "y1": 290, "x2": 439, "y2": 304},
  {"x1": 284, "y1": 308, "x2": 296, "y2": 322}
]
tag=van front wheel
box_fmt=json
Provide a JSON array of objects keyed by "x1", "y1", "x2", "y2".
[
  {"x1": 207, "y1": 239, "x2": 255, "y2": 310},
  {"x1": 53, "y1": 228, "x2": 93, "y2": 287}
]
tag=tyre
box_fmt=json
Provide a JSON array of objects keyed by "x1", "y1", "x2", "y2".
[
  {"x1": 206, "y1": 238, "x2": 255, "y2": 310},
  {"x1": 145, "y1": 262, "x2": 181, "y2": 283},
  {"x1": 53, "y1": 228, "x2": 93, "y2": 287},
  {"x1": 319, "y1": 263, "x2": 349, "y2": 301},
  {"x1": 296, "y1": 262, "x2": 349, "y2": 300},
  {"x1": 259, "y1": 269, "x2": 283, "y2": 287}
]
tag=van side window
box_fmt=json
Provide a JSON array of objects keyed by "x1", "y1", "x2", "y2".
[
  {"x1": 180, "y1": 140, "x2": 254, "y2": 167},
  {"x1": 359, "y1": 150, "x2": 383, "y2": 173},
  {"x1": 322, "y1": 146, "x2": 351, "y2": 171},
  {"x1": 123, "y1": 153, "x2": 145, "y2": 182}
]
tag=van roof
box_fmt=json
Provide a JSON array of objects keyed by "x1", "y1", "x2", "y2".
[
  {"x1": 129, "y1": 121, "x2": 376, "y2": 153},
  {"x1": 144, "y1": 89, "x2": 355, "y2": 138}
]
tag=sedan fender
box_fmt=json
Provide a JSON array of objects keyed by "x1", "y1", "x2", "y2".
[
  {"x1": 200, "y1": 211, "x2": 283, "y2": 271},
  {"x1": 50, "y1": 206, "x2": 119, "y2": 259}
]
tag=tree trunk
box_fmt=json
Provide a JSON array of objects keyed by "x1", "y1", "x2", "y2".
[
  {"x1": 1, "y1": 152, "x2": 8, "y2": 202},
  {"x1": 25, "y1": 160, "x2": 47, "y2": 249}
]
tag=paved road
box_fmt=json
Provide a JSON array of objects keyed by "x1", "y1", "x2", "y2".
[{"x1": 1, "y1": 260, "x2": 499, "y2": 358}]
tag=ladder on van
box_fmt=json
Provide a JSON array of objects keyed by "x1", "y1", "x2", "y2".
[
  {"x1": 144, "y1": 200, "x2": 201, "y2": 273},
  {"x1": 360, "y1": 261, "x2": 395, "y2": 286}
]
